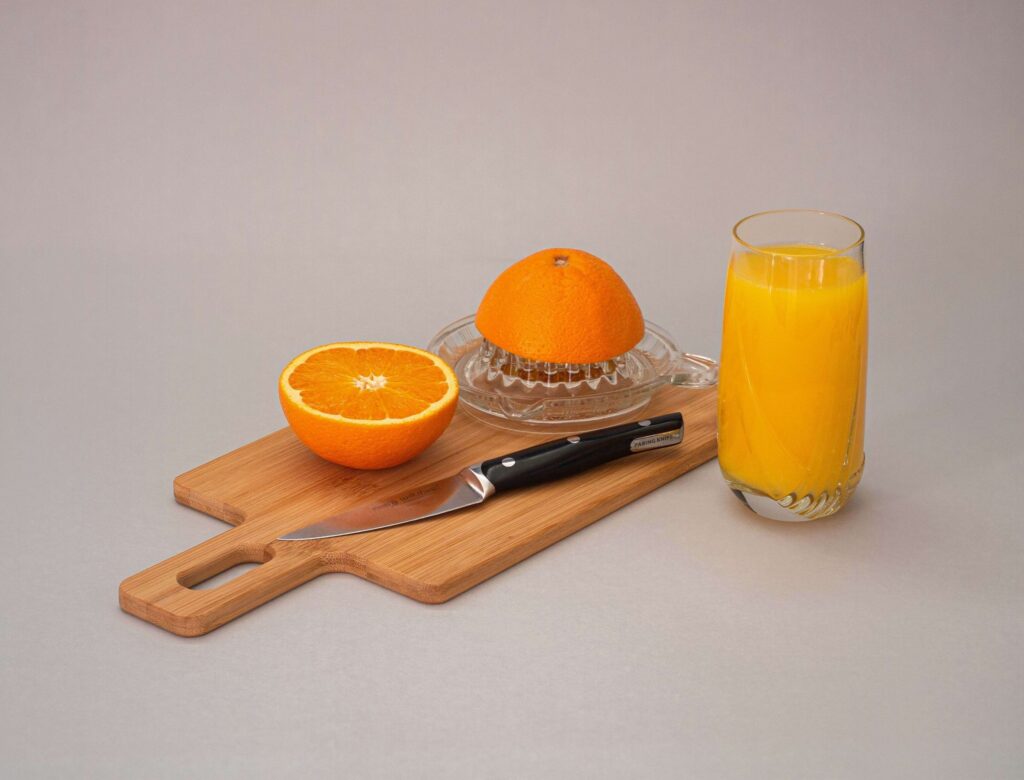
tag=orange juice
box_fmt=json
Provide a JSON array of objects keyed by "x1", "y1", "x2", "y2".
[{"x1": 718, "y1": 244, "x2": 867, "y2": 518}]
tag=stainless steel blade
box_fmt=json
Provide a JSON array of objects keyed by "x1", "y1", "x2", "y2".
[{"x1": 278, "y1": 466, "x2": 495, "y2": 540}]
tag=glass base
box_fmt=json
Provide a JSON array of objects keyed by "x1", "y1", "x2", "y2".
[{"x1": 726, "y1": 457, "x2": 864, "y2": 522}]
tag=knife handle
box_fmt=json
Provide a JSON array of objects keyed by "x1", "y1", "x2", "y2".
[{"x1": 479, "y1": 412, "x2": 684, "y2": 493}]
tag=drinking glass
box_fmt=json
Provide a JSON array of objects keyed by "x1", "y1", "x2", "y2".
[{"x1": 718, "y1": 210, "x2": 867, "y2": 520}]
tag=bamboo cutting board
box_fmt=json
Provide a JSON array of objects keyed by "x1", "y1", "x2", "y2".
[{"x1": 120, "y1": 386, "x2": 716, "y2": 636}]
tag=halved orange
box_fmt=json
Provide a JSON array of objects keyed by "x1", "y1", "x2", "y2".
[
  {"x1": 279, "y1": 342, "x2": 459, "y2": 469},
  {"x1": 475, "y1": 248, "x2": 645, "y2": 364}
]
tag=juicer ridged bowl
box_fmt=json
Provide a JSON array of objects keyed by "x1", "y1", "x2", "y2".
[{"x1": 428, "y1": 315, "x2": 717, "y2": 432}]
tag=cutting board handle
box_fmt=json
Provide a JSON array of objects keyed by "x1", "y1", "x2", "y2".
[{"x1": 119, "y1": 529, "x2": 324, "y2": 636}]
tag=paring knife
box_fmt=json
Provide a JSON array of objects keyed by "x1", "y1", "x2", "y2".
[{"x1": 279, "y1": 412, "x2": 684, "y2": 541}]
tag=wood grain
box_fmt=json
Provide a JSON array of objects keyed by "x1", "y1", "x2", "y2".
[{"x1": 120, "y1": 387, "x2": 717, "y2": 636}]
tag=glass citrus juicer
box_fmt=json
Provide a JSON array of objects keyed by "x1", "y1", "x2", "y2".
[{"x1": 428, "y1": 249, "x2": 718, "y2": 432}]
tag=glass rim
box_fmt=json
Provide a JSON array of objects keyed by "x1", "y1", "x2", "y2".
[{"x1": 732, "y1": 209, "x2": 865, "y2": 258}]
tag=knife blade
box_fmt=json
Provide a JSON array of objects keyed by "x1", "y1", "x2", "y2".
[{"x1": 279, "y1": 412, "x2": 684, "y2": 541}]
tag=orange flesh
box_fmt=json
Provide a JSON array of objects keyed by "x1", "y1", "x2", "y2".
[{"x1": 288, "y1": 347, "x2": 450, "y2": 420}]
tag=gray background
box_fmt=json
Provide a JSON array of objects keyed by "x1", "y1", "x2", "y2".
[{"x1": 2, "y1": 0, "x2": 1022, "y2": 777}]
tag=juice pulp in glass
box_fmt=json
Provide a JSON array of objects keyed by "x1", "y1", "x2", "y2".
[{"x1": 718, "y1": 244, "x2": 867, "y2": 515}]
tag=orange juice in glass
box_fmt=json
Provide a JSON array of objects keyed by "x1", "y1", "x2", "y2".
[{"x1": 718, "y1": 210, "x2": 867, "y2": 520}]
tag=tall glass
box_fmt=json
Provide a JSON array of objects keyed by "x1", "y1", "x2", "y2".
[{"x1": 718, "y1": 210, "x2": 867, "y2": 521}]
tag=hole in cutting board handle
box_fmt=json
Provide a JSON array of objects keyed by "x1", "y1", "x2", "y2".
[
  {"x1": 176, "y1": 547, "x2": 274, "y2": 591},
  {"x1": 188, "y1": 562, "x2": 262, "y2": 590}
]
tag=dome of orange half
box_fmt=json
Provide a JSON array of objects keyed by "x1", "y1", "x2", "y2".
[{"x1": 475, "y1": 248, "x2": 645, "y2": 364}]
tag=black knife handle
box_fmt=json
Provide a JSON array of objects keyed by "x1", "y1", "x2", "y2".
[{"x1": 479, "y1": 412, "x2": 684, "y2": 493}]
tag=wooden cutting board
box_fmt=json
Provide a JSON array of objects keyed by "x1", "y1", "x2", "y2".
[{"x1": 120, "y1": 386, "x2": 717, "y2": 636}]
